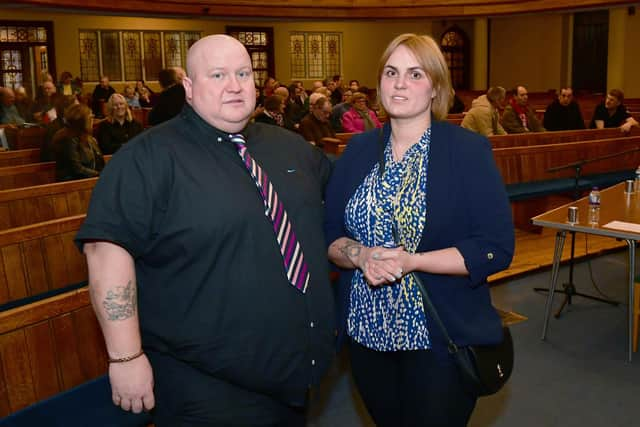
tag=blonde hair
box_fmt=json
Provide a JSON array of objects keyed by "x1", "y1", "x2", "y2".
[
  {"x1": 106, "y1": 93, "x2": 132, "y2": 122},
  {"x1": 377, "y1": 33, "x2": 453, "y2": 121}
]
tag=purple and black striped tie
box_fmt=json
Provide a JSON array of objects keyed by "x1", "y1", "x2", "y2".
[{"x1": 230, "y1": 133, "x2": 310, "y2": 293}]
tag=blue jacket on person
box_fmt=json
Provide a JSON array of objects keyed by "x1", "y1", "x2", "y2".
[{"x1": 324, "y1": 120, "x2": 515, "y2": 352}]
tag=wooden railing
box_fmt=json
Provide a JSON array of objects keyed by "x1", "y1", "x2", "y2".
[
  {"x1": 0, "y1": 178, "x2": 97, "y2": 231},
  {"x1": 0, "y1": 149, "x2": 41, "y2": 167}
]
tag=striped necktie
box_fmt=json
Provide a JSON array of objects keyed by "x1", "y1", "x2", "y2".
[{"x1": 230, "y1": 133, "x2": 310, "y2": 293}]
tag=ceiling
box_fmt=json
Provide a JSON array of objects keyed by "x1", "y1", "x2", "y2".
[{"x1": 3, "y1": 0, "x2": 638, "y2": 19}]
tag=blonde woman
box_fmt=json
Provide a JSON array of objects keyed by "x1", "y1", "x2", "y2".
[
  {"x1": 324, "y1": 34, "x2": 514, "y2": 426},
  {"x1": 96, "y1": 93, "x2": 143, "y2": 154}
]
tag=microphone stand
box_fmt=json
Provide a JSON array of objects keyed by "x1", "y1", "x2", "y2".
[{"x1": 532, "y1": 148, "x2": 639, "y2": 317}]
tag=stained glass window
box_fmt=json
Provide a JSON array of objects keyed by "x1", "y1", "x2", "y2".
[
  {"x1": 290, "y1": 33, "x2": 305, "y2": 79},
  {"x1": 101, "y1": 31, "x2": 122, "y2": 81},
  {"x1": 289, "y1": 32, "x2": 342, "y2": 80},
  {"x1": 324, "y1": 33, "x2": 341, "y2": 78},
  {"x1": 164, "y1": 32, "x2": 182, "y2": 68},
  {"x1": 1, "y1": 50, "x2": 22, "y2": 88},
  {"x1": 79, "y1": 31, "x2": 100, "y2": 82},
  {"x1": 0, "y1": 26, "x2": 47, "y2": 43},
  {"x1": 440, "y1": 28, "x2": 468, "y2": 90},
  {"x1": 122, "y1": 32, "x2": 142, "y2": 81},
  {"x1": 78, "y1": 30, "x2": 200, "y2": 83},
  {"x1": 227, "y1": 27, "x2": 273, "y2": 88},
  {"x1": 182, "y1": 32, "x2": 200, "y2": 67},
  {"x1": 143, "y1": 32, "x2": 162, "y2": 81}
]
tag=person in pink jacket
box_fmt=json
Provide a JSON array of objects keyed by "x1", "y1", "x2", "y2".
[{"x1": 341, "y1": 92, "x2": 382, "y2": 133}]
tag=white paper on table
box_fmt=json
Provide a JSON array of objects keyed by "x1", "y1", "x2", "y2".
[{"x1": 603, "y1": 220, "x2": 640, "y2": 234}]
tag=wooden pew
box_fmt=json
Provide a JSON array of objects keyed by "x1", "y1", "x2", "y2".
[
  {"x1": 0, "y1": 215, "x2": 87, "y2": 307},
  {"x1": 0, "y1": 155, "x2": 111, "y2": 191},
  {"x1": 0, "y1": 287, "x2": 106, "y2": 418},
  {"x1": 131, "y1": 107, "x2": 153, "y2": 128},
  {"x1": 0, "y1": 178, "x2": 97, "y2": 231},
  {"x1": 2, "y1": 127, "x2": 46, "y2": 151},
  {"x1": 494, "y1": 136, "x2": 640, "y2": 231},
  {"x1": 489, "y1": 127, "x2": 637, "y2": 149},
  {"x1": 0, "y1": 149, "x2": 40, "y2": 167}
]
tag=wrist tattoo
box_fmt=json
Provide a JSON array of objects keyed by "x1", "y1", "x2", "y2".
[
  {"x1": 340, "y1": 242, "x2": 363, "y2": 261},
  {"x1": 103, "y1": 280, "x2": 136, "y2": 321}
]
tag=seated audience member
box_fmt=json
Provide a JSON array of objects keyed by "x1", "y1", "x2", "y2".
[
  {"x1": 54, "y1": 103, "x2": 104, "y2": 181},
  {"x1": 0, "y1": 87, "x2": 26, "y2": 125},
  {"x1": 91, "y1": 75, "x2": 116, "y2": 118},
  {"x1": 331, "y1": 89, "x2": 353, "y2": 132},
  {"x1": 349, "y1": 79, "x2": 360, "y2": 92},
  {"x1": 299, "y1": 96, "x2": 335, "y2": 144},
  {"x1": 590, "y1": 89, "x2": 639, "y2": 132},
  {"x1": 341, "y1": 91, "x2": 382, "y2": 133},
  {"x1": 543, "y1": 87, "x2": 585, "y2": 131},
  {"x1": 96, "y1": 93, "x2": 143, "y2": 154},
  {"x1": 123, "y1": 85, "x2": 141, "y2": 109},
  {"x1": 258, "y1": 76, "x2": 278, "y2": 106},
  {"x1": 330, "y1": 74, "x2": 344, "y2": 106},
  {"x1": 287, "y1": 83, "x2": 307, "y2": 123},
  {"x1": 148, "y1": 68, "x2": 185, "y2": 126},
  {"x1": 274, "y1": 85, "x2": 303, "y2": 130},
  {"x1": 254, "y1": 94, "x2": 286, "y2": 127},
  {"x1": 135, "y1": 80, "x2": 155, "y2": 99},
  {"x1": 33, "y1": 81, "x2": 57, "y2": 122},
  {"x1": 13, "y1": 86, "x2": 34, "y2": 122},
  {"x1": 461, "y1": 86, "x2": 507, "y2": 136},
  {"x1": 502, "y1": 85, "x2": 545, "y2": 133},
  {"x1": 137, "y1": 87, "x2": 154, "y2": 108},
  {"x1": 57, "y1": 71, "x2": 82, "y2": 97},
  {"x1": 41, "y1": 94, "x2": 77, "y2": 161},
  {"x1": 448, "y1": 92, "x2": 465, "y2": 114}
]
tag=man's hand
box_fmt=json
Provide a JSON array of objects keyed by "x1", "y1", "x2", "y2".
[{"x1": 109, "y1": 353, "x2": 155, "y2": 413}]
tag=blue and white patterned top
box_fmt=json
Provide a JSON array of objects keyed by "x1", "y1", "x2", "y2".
[{"x1": 345, "y1": 128, "x2": 432, "y2": 351}]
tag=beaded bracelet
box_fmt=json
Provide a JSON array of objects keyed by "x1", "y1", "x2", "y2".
[{"x1": 108, "y1": 349, "x2": 144, "y2": 364}]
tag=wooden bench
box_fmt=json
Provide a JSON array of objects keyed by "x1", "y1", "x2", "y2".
[
  {"x1": 0, "y1": 215, "x2": 87, "y2": 307},
  {"x1": 0, "y1": 287, "x2": 153, "y2": 425},
  {"x1": 489, "y1": 127, "x2": 637, "y2": 149},
  {"x1": 494, "y1": 136, "x2": 640, "y2": 230},
  {"x1": 0, "y1": 178, "x2": 97, "y2": 231},
  {"x1": 0, "y1": 155, "x2": 111, "y2": 191},
  {"x1": 2, "y1": 127, "x2": 46, "y2": 151},
  {"x1": 0, "y1": 149, "x2": 41, "y2": 168}
]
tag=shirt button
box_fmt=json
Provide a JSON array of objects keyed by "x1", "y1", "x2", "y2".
[
  {"x1": 487, "y1": 252, "x2": 494, "y2": 260},
  {"x1": 310, "y1": 321, "x2": 315, "y2": 328},
  {"x1": 311, "y1": 359, "x2": 316, "y2": 366}
]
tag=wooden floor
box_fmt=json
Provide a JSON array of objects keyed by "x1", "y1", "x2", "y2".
[{"x1": 488, "y1": 227, "x2": 627, "y2": 283}]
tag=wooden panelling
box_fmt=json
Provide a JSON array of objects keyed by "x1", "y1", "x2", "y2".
[
  {"x1": 0, "y1": 156, "x2": 109, "y2": 192},
  {"x1": 0, "y1": 288, "x2": 107, "y2": 417},
  {"x1": 0, "y1": 149, "x2": 41, "y2": 168},
  {"x1": 5, "y1": 0, "x2": 632, "y2": 18},
  {"x1": 489, "y1": 127, "x2": 638, "y2": 149},
  {"x1": 0, "y1": 178, "x2": 97, "y2": 231},
  {"x1": 493, "y1": 136, "x2": 640, "y2": 185},
  {"x1": 0, "y1": 215, "x2": 87, "y2": 306}
]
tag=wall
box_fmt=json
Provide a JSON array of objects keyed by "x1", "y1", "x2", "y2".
[
  {"x1": 623, "y1": 8, "x2": 640, "y2": 97},
  {"x1": 1, "y1": 7, "x2": 639, "y2": 97},
  {"x1": 489, "y1": 13, "x2": 565, "y2": 93}
]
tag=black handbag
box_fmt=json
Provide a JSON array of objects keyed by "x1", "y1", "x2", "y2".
[{"x1": 411, "y1": 272, "x2": 514, "y2": 396}]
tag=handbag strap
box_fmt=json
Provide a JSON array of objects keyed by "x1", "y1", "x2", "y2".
[
  {"x1": 376, "y1": 130, "x2": 459, "y2": 355},
  {"x1": 409, "y1": 271, "x2": 460, "y2": 354}
]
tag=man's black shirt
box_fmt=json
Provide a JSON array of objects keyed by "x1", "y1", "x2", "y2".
[
  {"x1": 590, "y1": 102, "x2": 631, "y2": 128},
  {"x1": 76, "y1": 105, "x2": 335, "y2": 405},
  {"x1": 543, "y1": 99, "x2": 585, "y2": 131}
]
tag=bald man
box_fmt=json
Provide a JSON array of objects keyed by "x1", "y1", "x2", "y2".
[{"x1": 76, "y1": 34, "x2": 334, "y2": 426}]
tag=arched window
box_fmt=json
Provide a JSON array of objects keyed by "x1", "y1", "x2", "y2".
[{"x1": 440, "y1": 27, "x2": 469, "y2": 90}]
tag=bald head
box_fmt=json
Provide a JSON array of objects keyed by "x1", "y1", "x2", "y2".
[{"x1": 183, "y1": 34, "x2": 256, "y2": 132}]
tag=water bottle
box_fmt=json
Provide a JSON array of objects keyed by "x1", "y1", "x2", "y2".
[
  {"x1": 635, "y1": 166, "x2": 640, "y2": 192},
  {"x1": 588, "y1": 187, "x2": 600, "y2": 225}
]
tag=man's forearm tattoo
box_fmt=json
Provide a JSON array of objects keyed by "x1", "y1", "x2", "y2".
[
  {"x1": 103, "y1": 280, "x2": 136, "y2": 321},
  {"x1": 340, "y1": 241, "x2": 363, "y2": 262}
]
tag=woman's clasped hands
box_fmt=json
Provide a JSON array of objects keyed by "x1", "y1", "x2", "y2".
[{"x1": 358, "y1": 245, "x2": 409, "y2": 287}]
